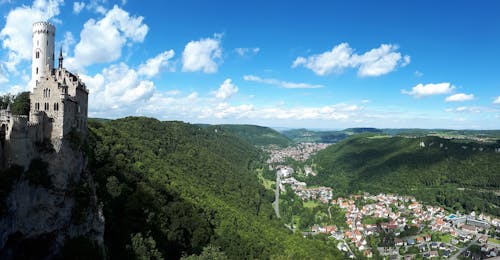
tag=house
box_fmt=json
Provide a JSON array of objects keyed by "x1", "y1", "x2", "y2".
[
  {"x1": 395, "y1": 238, "x2": 405, "y2": 246},
  {"x1": 429, "y1": 251, "x2": 438, "y2": 258},
  {"x1": 443, "y1": 250, "x2": 451, "y2": 258},
  {"x1": 407, "y1": 239, "x2": 416, "y2": 245},
  {"x1": 416, "y1": 236, "x2": 424, "y2": 244},
  {"x1": 363, "y1": 249, "x2": 373, "y2": 258},
  {"x1": 337, "y1": 242, "x2": 348, "y2": 252},
  {"x1": 424, "y1": 233, "x2": 431, "y2": 242},
  {"x1": 325, "y1": 225, "x2": 337, "y2": 234},
  {"x1": 404, "y1": 255, "x2": 414, "y2": 260},
  {"x1": 418, "y1": 244, "x2": 427, "y2": 252}
]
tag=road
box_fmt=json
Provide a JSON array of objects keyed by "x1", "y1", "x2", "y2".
[{"x1": 273, "y1": 171, "x2": 280, "y2": 218}]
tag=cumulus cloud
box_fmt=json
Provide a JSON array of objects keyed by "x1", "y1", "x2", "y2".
[
  {"x1": 138, "y1": 50, "x2": 175, "y2": 77},
  {"x1": 215, "y1": 78, "x2": 238, "y2": 100},
  {"x1": 243, "y1": 75, "x2": 324, "y2": 89},
  {"x1": 0, "y1": 0, "x2": 63, "y2": 72},
  {"x1": 235, "y1": 47, "x2": 260, "y2": 56},
  {"x1": 292, "y1": 43, "x2": 409, "y2": 77},
  {"x1": 445, "y1": 93, "x2": 474, "y2": 102},
  {"x1": 402, "y1": 82, "x2": 455, "y2": 98},
  {"x1": 494, "y1": 96, "x2": 500, "y2": 104},
  {"x1": 67, "y1": 5, "x2": 149, "y2": 71},
  {"x1": 182, "y1": 34, "x2": 222, "y2": 73},
  {"x1": 73, "y1": 2, "x2": 86, "y2": 14}
]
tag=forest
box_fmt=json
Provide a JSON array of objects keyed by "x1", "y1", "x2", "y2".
[
  {"x1": 309, "y1": 134, "x2": 500, "y2": 216},
  {"x1": 85, "y1": 117, "x2": 342, "y2": 259}
]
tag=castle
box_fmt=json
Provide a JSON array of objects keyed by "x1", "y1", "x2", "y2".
[{"x1": 0, "y1": 21, "x2": 88, "y2": 164}]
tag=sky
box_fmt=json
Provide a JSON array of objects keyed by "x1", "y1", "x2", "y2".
[{"x1": 0, "y1": 0, "x2": 499, "y2": 129}]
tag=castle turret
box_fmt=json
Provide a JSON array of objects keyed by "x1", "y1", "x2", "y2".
[
  {"x1": 32, "y1": 22, "x2": 56, "y2": 85},
  {"x1": 58, "y1": 46, "x2": 63, "y2": 69}
]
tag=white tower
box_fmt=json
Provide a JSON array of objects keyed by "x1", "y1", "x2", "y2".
[{"x1": 32, "y1": 21, "x2": 56, "y2": 85}]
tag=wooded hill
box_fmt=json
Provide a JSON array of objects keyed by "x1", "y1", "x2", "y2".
[
  {"x1": 87, "y1": 117, "x2": 341, "y2": 259},
  {"x1": 309, "y1": 135, "x2": 500, "y2": 216},
  {"x1": 206, "y1": 124, "x2": 293, "y2": 147}
]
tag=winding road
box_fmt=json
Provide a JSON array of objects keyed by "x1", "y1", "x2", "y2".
[{"x1": 273, "y1": 172, "x2": 280, "y2": 218}]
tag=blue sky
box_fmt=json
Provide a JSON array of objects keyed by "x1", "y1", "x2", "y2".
[{"x1": 1, "y1": 0, "x2": 499, "y2": 129}]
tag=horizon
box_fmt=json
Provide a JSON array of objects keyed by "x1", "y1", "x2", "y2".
[{"x1": 1, "y1": 0, "x2": 500, "y2": 129}]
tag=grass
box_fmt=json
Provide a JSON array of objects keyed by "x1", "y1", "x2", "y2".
[
  {"x1": 439, "y1": 233, "x2": 452, "y2": 243},
  {"x1": 304, "y1": 200, "x2": 321, "y2": 209},
  {"x1": 257, "y1": 171, "x2": 275, "y2": 190},
  {"x1": 489, "y1": 238, "x2": 500, "y2": 245}
]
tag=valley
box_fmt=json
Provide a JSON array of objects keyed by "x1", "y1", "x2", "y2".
[{"x1": 258, "y1": 130, "x2": 500, "y2": 259}]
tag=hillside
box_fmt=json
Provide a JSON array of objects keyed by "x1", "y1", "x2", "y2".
[
  {"x1": 310, "y1": 135, "x2": 500, "y2": 216},
  {"x1": 87, "y1": 117, "x2": 341, "y2": 259},
  {"x1": 207, "y1": 124, "x2": 293, "y2": 147},
  {"x1": 282, "y1": 128, "x2": 348, "y2": 143}
]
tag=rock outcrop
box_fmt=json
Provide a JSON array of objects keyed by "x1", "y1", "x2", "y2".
[{"x1": 0, "y1": 136, "x2": 104, "y2": 259}]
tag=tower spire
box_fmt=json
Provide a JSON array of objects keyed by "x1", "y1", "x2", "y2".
[{"x1": 58, "y1": 46, "x2": 63, "y2": 69}]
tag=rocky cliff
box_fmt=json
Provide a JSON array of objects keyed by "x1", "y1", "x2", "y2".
[{"x1": 0, "y1": 135, "x2": 104, "y2": 259}]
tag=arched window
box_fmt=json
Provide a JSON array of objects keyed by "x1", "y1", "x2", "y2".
[{"x1": 36, "y1": 67, "x2": 39, "y2": 75}]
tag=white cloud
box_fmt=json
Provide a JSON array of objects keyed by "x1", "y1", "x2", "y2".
[
  {"x1": 215, "y1": 78, "x2": 238, "y2": 100},
  {"x1": 60, "y1": 31, "x2": 76, "y2": 57},
  {"x1": 138, "y1": 50, "x2": 175, "y2": 77},
  {"x1": 494, "y1": 96, "x2": 500, "y2": 104},
  {"x1": 182, "y1": 34, "x2": 222, "y2": 73},
  {"x1": 446, "y1": 106, "x2": 493, "y2": 113},
  {"x1": 80, "y1": 62, "x2": 155, "y2": 115},
  {"x1": 292, "y1": 43, "x2": 409, "y2": 77},
  {"x1": 402, "y1": 82, "x2": 455, "y2": 98},
  {"x1": 292, "y1": 43, "x2": 353, "y2": 76},
  {"x1": 73, "y1": 2, "x2": 86, "y2": 14},
  {"x1": 0, "y1": 0, "x2": 63, "y2": 72},
  {"x1": 243, "y1": 75, "x2": 324, "y2": 89},
  {"x1": 445, "y1": 93, "x2": 474, "y2": 102},
  {"x1": 351, "y1": 44, "x2": 404, "y2": 77},
  {"x1": 235, "y1": 47, "x2": 260, "y2": 56},
  {"x1": 414, "y1": 70, "x2": 423, "y2": 77},
  {"x1": 68, "y1": 5, "x2": 149, "y2": 70}
]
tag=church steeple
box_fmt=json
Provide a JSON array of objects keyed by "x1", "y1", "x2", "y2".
[{"x1": 58, "y1": 46, "x2": 63, "y2": 69}]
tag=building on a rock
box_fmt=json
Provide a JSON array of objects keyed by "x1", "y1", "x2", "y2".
[{"x1": 0, "y1": 21, "x2": 88, "y2": 162}]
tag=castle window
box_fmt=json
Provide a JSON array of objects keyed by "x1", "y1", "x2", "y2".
[
  {"x1": 35, "y1": 103, "x2": 40, "y2": 110},
  {"x1": 36, "y1": 51, "x2": 40, "y2": 59},
  {"x1": 44, "y1": 103, "x2": 49, "y2": 111},
  {"x1": 54, "y1": 103, "x2": 59, "y2": 111},
  {"x1": 36, "y1": 67, "x2": 39, "y2": 75}
]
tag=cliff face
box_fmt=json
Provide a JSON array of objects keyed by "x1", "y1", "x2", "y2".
[{"x1": 0, "y1": 136, "x2": 104, "y2": 259}]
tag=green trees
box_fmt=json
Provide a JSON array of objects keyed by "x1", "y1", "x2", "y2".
[
  {"x1": 88, "y1": 117, "x2": 343, "y2": 259},
  {"x1": 11, "y1": 92, "x2": 30, "y2": 115},
  {"x1": 0, "y1": 92, "x2": 30, "y2": 115},
  {"x1": 311, "y1": 135, "x2": 500, "y2": 216}
]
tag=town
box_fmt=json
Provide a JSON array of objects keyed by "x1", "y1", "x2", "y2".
[{"x1": 264, "y1": 143, "x2": 500, "y2": 259}]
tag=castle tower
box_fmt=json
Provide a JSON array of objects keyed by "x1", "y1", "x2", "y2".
[{"x1": 32, "y1": 22, "x2": 55, "y2": 85}]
